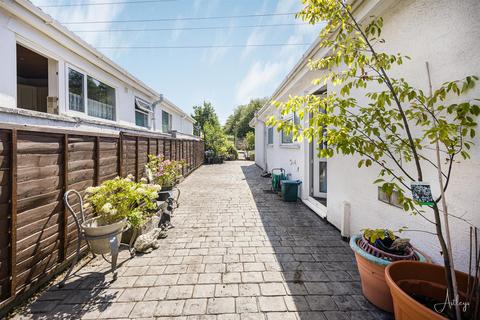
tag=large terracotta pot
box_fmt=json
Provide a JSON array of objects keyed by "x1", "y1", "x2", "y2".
[
  {"x1": 350, "y1": 235, "x2": 427, "y2": 313},
  {"x1": 385, "y1": 261, "x2": 471, "y2": 320},
  {"x1": 82, "y1": 217, "x2": 126, "y2": 254}
]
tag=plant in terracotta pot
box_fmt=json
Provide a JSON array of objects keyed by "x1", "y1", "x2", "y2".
[
  {"x1": 267, "y1": 1, "x2": 479, "y2": 319},
  {"x1": 83, "y1": 176, "x2": 160, "y2": 254},
  {"x1": 350, "y1": 228, "x2": 427, "y2": 312}
]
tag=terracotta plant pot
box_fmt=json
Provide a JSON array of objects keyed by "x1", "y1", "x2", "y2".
[
  {"x1": 350, "y1": 235, "x2": 426, "y2": 313},
  {"x1": 82, "y1": 217, "x2": 126, "y2": 254},
  {"x1": 385, "y1": 261, "x2": 472, "y2": 320}
]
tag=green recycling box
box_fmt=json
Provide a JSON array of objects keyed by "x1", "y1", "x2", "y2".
[{"x1": 281, "y1": 180, "x2": 302, "y2": 202}]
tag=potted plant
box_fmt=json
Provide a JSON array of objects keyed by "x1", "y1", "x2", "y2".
[
  {"x1": 268, "y1": 1, "x2": 479, "y2": 319},
  {"x1": 146, "y1": 154, "x2": 185, "y2": 200},
  {"x1": 83, "y1": 176, "x2": 160, "y2": 254},
  {"x1": 350, "y1": 228, "x2": 427, "y2": 312}
]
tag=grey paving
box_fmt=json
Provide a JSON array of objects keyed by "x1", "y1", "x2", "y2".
[{"x1": 11, "y1": 161, "x2": 392, "y2": 320}]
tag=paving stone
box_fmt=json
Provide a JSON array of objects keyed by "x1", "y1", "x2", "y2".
[
  {"x1": 306, "y1": 296, "x2": 338, "y2": 311},
  {"x1": 332, "y1": 295, "x2": 362, "y2": 311},
  {"x1": 130, "y1": 301, "x2": 158, "y2": 318},
  {"x1": 241, "y1": 313, "x2": 265, "y2": 320},
  {"x1": 265, "y1": 312, "x2": 297, "y2": 320},
  {"x1": 167, "y1": 285, "x2": 194, "y2": 299},
  {"x1": 117, "y1": 288, "x2": 148, "y2": 302},
  {"x1": 243, "y1": 263, "x2": 265, "y2": 272},
  {"x1": 258, "y1": 297, "x2": 287, "y2": 312},
  {"x1": 284, "y1": 295, "x2": 310, "y2": 311},
  {"x1": 215, "y1": 284, "x2": 239, "y2": 297},
  {"x1": 144, "y1": 286, "x2": 169, "y2": 301},
  {"x1": 235, "y1": 297, "x2": 258, "y2": 313},
  {"x1": 259, "y1": 283, "x2": 286, "y2": 296},
  {"x1": 154, "y1": 300, "x2": 186, "y2": 316},
  {"x1": 156, "y1": 274, "x2": 179, "y2": 285},
  {"x1": 183, "y1": 299, "x2": 208, "y2": 315},
  {"x1": 193, "y1": 284, "x2": 216, "y2": 298},
  {"x1": 134, "y1": 275, "x2": 158, "y2": 287},
  {"x1": 239, "y1": 283, "x2": 260, "y2": 297},
  {"x1": 198, "y1": 273, "x2": 222, "y2": 284},
  {"x1": 98, "y1": 302, "x2": 136, "y2": 318},
  {"x1": 205, "y1": 264, "x2": 226, "y2": 273},
  {"x1": 178, "y1": 274, "x2": 200, "y2": 285},
  {"x1": 207, "y1": 297, "x2": 235, "y2": 314},
  {"x1": 241, "y1": 272, "x2": 263, "y2": 283},
  {"x1": 222, "y1": 272, "x2": 242, "y2": 284}
]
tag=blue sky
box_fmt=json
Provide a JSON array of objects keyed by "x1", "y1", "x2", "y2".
[{"x1": 33, "y1": 0, "x2": 322, "y2": 123}]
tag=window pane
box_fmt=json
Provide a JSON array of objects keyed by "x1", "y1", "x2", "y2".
[
  {"x1": 135, "y1": 110, "x2": 149, "y2": 128},
  {"x1": 162, "y1": 110, "x2": 171, "y2": 133},
  {"x1": 87, "y1": 76, "x2": 115, "y2": 120},
  {"x1": 281, "y1": 130, "x2": 293, "y2": 144},
  {"x1": 68, "y1": 69, "x2": 84, "y2": 112},
  {"x1": 267, "y1": 127, "x2": 273, "y2": 144},
  {"x1": 319, "y1": 161, "x2": 327, "y2": 193}
]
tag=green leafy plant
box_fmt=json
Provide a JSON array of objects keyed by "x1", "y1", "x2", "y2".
[
  {"x1": 362, "y1": 228, "x2": 395, "y2": 244},
  {"x1": 84, "y1": 175, "x2": 160, "y2": 228},
  {"x1": 146, "y1": 154, "x2": 185, "y2": 188},
  {"x1": 267, "y1": 1, "x2": 479, "y2": 318},
  {"x1": 245, "y1": 131, "x2": 255, "y2": 151}
]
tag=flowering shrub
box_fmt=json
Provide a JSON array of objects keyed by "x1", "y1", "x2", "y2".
[
  {"x1": 84, "y1": 175, "x2": 160, "y2": 228},
  {"x1": 145, "y1": 154, "x2": 185, "y2": 188}
]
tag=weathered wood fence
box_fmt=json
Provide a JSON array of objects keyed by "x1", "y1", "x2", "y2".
[{"x1": 0, "y1": 125, "x2": 204, "y2": 311}]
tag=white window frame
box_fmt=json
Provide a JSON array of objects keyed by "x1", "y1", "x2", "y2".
[
  {"x1": 267, "y1": 127, "x2": 274, "y2": 146},
  {"x1": 134, "y1": 97, "x2": 152, "y2": 128},
  {"x1": 162, "y1": 110, "x2": 173, "y2": 133},
  {"x1": 65, "y1": 64, "x2": 118, "y2": 122},
  {"x1": 280, "y1": 112, "x2": 300, "y2": 146}
]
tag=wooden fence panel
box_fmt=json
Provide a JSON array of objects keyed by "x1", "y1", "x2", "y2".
[
  {"x1": 0, "y1": 126, "x2": 203, "y2": 313},
  {"x1": 0, "y1": 130, "x2": 11, "y2": 300}
]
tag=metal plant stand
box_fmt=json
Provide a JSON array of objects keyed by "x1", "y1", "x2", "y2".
[{"x1": 58, "y1": 190, "x2": 135, "y2": 288}]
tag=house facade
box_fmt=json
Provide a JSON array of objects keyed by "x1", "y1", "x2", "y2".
[
  {"x1": 0, "y1": 0, "x2": 195, "y2": 138},
  {"x1": 250, "y1": 0, "x2": 480, "y2": 271}
]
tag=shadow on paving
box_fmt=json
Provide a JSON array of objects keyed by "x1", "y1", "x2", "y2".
[
  {"x1": 240, "y1": 163, "x2": 392, "y2": 320},
  {"x1": 10, "y1": 255, "x2": 132, "y2": 319}
]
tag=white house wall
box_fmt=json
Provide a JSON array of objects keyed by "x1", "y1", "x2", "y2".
[
  {"x1": 256, "y1": 0, "x2": 480, "y2": 271},
  {"x1": 0, "y1": 4, "x2": 195, "y2": 136}
]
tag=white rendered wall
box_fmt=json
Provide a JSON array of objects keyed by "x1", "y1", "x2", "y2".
[
  {"x1": 256, "y1": 0, "x2": 480, "y2": 271},
  {"x1": 0, "y1": 7, "x2": 157, "y2": 128}
]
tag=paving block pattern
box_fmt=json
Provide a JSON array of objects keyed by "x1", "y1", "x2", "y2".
[{"x1": 11, "y1": 161, "x2": 392, "y2": 320}]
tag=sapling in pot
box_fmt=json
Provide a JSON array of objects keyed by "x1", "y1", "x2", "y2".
[{"x1": 268, "y1": 1, "x2": 480, "y2": 318}]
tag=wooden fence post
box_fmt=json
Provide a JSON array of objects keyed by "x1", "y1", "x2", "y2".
[
  {"x1": 135, "y1": 136, "x2": 139, "y2": 182},
  {"x1": 118, "y1": 132, "x2": 124, "y2": 178},
  {"x1": 94, "y1": 136, "x2": 100, "y2": 186},
  {"x1": 9, "y1": 129, "x2": 17, "y2": 297},
  {"x1": 61, "y1": 134, "x2": 69, "y2": 262}
]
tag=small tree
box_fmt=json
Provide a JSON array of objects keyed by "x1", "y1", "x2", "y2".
[
  {"x1": 192, "y1": 101, "x2": 220, "y2": 138},
  {"x1": 268, "y1": 1, "x2": 479, "y2": 318},
  {"x1": 245, "y1": 131, "x2": 255, "y2": 151}
]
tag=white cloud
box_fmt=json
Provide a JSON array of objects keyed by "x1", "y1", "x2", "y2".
[
  {"x1": 235, "y1": 5, "x2": 322, "y2": 105},
  {"x1": 35, "y1": 0, "x2": 128, "y2": 59},
  {"x1": 171, "y1": 15, "x2": 185, "y2": 41},
  {"x1": 235, "y1": 61, "x2": 283, "y2": 104}
]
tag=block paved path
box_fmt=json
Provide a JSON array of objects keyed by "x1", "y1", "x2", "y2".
[{"x1": 12, "y1": 161, "x2": 391, "y2": 320}]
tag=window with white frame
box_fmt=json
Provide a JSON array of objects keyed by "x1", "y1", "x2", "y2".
[
  {"x1": 67, "y1": 67, "x2": 116, "y2": 121},
  {"x1": 162, "y1": 110, "x2": 172, "y2": 133},
  {"x1": 267, "y1": 127, "x2": 274, "y2": 145},
  {"x1": 281, "y1": 112, "x2": 299, "y2": 144},
  {"x1": 87, "y1": 76, "x2": 115, "y2": 120},
  {"x1": 68, "y1": 68, "x2": 84, "y2": 112},
  {"x1": 135, "y1": 97, "x2": 151, "y2": 128}
]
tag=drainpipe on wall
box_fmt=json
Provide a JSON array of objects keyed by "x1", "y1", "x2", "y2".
[{"x1": 150, "y1": 94, "x2": 164, "y2": 132}]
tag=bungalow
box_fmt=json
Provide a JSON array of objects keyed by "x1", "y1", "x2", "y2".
[
  {"x1": 250, "y1": 0, "x2": 480, "y2": 270},
  {"x1": 0, "y1": 0, "x2": 195, "y2": 137}
]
